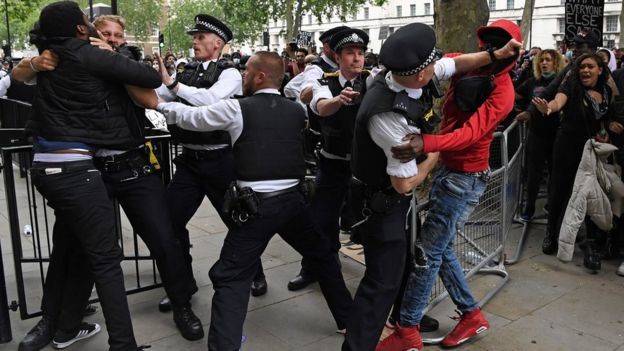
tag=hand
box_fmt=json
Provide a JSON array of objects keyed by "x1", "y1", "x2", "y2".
[
  {"x1": 496, "y1": 38, "x2": 523, "y2": 60},
  {"x1": 154, "y1": 52, "x2": 174, "y2": 86},
  {"x1": 391, "y1": 134, "x2": 424, "y2": 163},
  {"x1": 609, "y1": 121, "x2": 624, "y2": 135},
  {"x1": 595, "y1": 130, "x2": 609, "y2": 143},
  {"x1": 531, "y1": 97, "x2": 550, "y2": 115},
  {"x1": 338, "y1": 87, "x2": 360, "y2": 105},
  {"x1": 89, "y1": 30, "x2": 113, "y2": 51},
  {"x1": 515, "y1": 111, "x2": 530, "y2": 122},
  {"x1": 31, "y1": 49, "x2": 59, "y2": 72},
  {"x1": 422, "y1": 151, "x2": 440, "y2": 164}
]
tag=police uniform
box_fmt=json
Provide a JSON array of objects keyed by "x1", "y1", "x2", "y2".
[
  {"x1": 158, "y1": 86, "x2": 353, "y2": 351},
  {"x1": 291, "y1": 28, "x2": 370, "y2": 288},
  {"x1": 343, "y1": 23, "x2": 453, "y2": 351},
  {"x1": 155, "y1": 15, "x2": 267, "y2": 300}
]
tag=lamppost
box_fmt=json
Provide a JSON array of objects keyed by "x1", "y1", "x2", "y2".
[{"x1": 3, "y1": 0, "x2": 11, "y2": 58}]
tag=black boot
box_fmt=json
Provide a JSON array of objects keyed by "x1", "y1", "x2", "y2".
[
  {"x1": 287, "y1": 270, "x2": 317, "y2": 291},
  {"x1": 584, "y1": 242, "x2": 602, "y2": 271},
  {"x1": 251, "y1": 276, "x2": 268, "y2": 297},
  {"x1": 173, "y1": 305, "x2": 204, "y2": 341},
  {"x1": 18, "y1": 315, "x2": 55, "y2": 351},
  {"x1": 542, "y1": 232, "x2": 558, "y2": 255}
]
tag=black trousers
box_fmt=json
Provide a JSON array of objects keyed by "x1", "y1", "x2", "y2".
[
  {"x1": 301, "y1": 155, "x2": 351, "y2": 273},
  {"x1": 524, "y1": 129, "x2": 554, "y2": 215},
  {"x1": 166, "y1": 149, "x2": 264, "y2": 289},
  {"x1": 207, "y1": 191, "x2": 353, "y2": 351},
  {"x1": 31, "y1": 160, "x2": 137, "y2": 351},
  {"x1": 342, "y1": 197, "x2": 411, "y2": 351},
  {"x1": 547, "y1": 131, "x2": 586, "y2": 238}
]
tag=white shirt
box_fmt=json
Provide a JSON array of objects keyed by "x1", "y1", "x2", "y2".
[
  {"x1": 157, "y1": 88, "x2": 300, "y2": 192},
  {"x1": 368, "y1": 57, "x2": 456, "y2": 178},
  {"x1": 0, "y1": 74, "x2": 10, "y2": 97},
  {"x1": 299, "y1": 54, "x2": 338, "y2": 94},
  {"x1": 156, "y1": 59, "x2": 242, "y2": 150}
]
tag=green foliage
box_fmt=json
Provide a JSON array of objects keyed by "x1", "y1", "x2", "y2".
[{"x1": 118, "y1": 0, "x2": 162, "y2": 43}]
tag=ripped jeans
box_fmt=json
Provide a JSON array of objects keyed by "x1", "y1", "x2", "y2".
[{"x1": 399, "y1": 167, "x2": 488, "y2": 327}]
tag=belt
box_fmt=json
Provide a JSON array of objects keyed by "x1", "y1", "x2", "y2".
[
  {"x1": 181, "y1": 147, "x2": 230, "y2": 160},
  {"x1": 94, "y1": 149, "x2": 150, "y2": 173},
  {"x1": 451, "y1": 167, "x2": 491, "y2": 178},
  {"x1": 255, "y1": 184, "x2": 300, "y2": 200},
  {"x1": 31, "y1": 159, "x2": 95, "y2": 173}
]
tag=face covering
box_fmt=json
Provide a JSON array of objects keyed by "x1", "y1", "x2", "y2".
[{"x1": 541, "y1": 71, "x2": 556, "y2": 79}]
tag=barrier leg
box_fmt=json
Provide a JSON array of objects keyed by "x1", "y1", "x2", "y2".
[{"x1": 0, "y1": 238, "x2": 12, "y2": 343}]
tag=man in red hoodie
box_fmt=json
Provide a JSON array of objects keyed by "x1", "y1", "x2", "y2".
[{"x1": 378, "y1": 19, "x2": 522, "y2": 350}]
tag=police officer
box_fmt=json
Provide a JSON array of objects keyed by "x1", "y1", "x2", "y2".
[
  {"x1": 288, "y1": 28, "x2": 369, "y2": 290},
  {"x1": 286, "y1": 24, "x2": 349, "y2": 291},
  {"x1": 344, "y1": 22, "x2": 522, "y2": 351},
  {"x1": 155, "y1": 15, "x2": 269, "y2": 303},
  {"x1": 153, "y1": 51, "x2": 353, "y2": 351}
]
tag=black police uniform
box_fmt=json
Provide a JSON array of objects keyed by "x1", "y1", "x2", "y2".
[
  {"x1": 343, "y1": 24, "x2": 442, "y2": 349},
  {"x1": 158, "y1": 91, "x2": 353, "y2": 350}
]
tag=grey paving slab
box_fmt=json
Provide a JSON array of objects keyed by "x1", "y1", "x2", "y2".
[{"x1": 474, "y1": 315, "x2": 618, "y2": 351}]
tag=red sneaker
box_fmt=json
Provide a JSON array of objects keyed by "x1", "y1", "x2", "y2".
[
  {"x1": 375, "y1": 325, "x2": 423, "y2": 351},
  {"x1": 441, "y1": 308, "x2": 490, "y2": 348}
]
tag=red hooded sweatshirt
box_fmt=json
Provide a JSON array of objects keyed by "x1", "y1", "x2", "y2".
[{"x1": 421, "y1": 19, "x2": 522, "y2": 172}]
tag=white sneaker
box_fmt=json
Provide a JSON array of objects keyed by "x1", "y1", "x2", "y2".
[{"x1": 617, "y1": 262, "x2": 624, "y2": 277}]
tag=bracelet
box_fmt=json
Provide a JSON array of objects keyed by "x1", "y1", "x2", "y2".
[
  {"x1": 166, "y1": 79, "x2": 179, "y2": 90},
  {"x1": 30, "y1": 58, "x2": 40, "y2": 73},
  {"x1": 487, "y1": 47, "x2": 497, "y2": 63}
]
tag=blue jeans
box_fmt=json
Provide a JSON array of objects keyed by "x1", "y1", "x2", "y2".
[{"x1": 400, "y1": 167, "x2": 487, "y2": 327}]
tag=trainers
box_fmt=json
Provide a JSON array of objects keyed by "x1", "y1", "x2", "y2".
[
  {"x1": 617, "y1": 262, "x2": 624, "y2": 276},
  {"x1": 440, "y1": 308, "x2": 489, "y2": 348},
  {"x1": 375, "y1": 325, "x2": 422, "y2": 351},
  {"x1": 52, "y1": 322, "x2": 101, "y2": 349}
]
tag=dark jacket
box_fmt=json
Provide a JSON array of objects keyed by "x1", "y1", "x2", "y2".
[{"x1": 26, "y1": 37, "x2": 161, "y2": 149}]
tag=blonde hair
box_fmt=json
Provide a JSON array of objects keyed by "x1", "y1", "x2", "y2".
[
  {"x1": 533, "y1": 49, "x2": 565, "y2": 80},
  {"x1": 93, "y1": 15, "x2": 126, "y2": 31}
]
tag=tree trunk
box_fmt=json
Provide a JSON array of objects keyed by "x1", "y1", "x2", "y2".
[
  {"x1": 284, "y1": 0, "x2": 295, "y2": 48},
  {"x1": 520, "y1": 0, "x2": 534, "y2": 49},
  {"x1": 433, "y1": 0, "x2": 489, "y2": 54},
  {"x1": 292, "y1": 0, "x2": 304, "y2": 43},
  {"x1": 620, "y1": 0, "x2": 623, "y2": 48}
]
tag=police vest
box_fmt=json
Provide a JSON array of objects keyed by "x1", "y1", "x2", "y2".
[
  {"x1": 169, "y1": 59, "x2": 235, "y2": 145},
  {"x1": 307, "y1": 57, "x2": 338, "y2": 133},
  {"x1": 313, "y1": 71, "x2": 369, "y2": 158},
  {"x1": 235, "y1": 93, "x2": 306, "y2": 181},
  {"x1": 351, "y1": 72, "x2": 439, "y2": 189}
]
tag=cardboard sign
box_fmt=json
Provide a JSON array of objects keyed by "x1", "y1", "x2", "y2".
[
  {"x1": 564, "y1": 0, "x2": 604, "y2": 45},
  {"x1": 296, "y1": 31, "x2": 313, "y2": 48},
  {"x1": 378, "y1": 26, "x2": 389, "y2": 40}
]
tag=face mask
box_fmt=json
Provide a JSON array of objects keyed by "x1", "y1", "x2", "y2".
[
  {"x1": 541, "y1": 71, "x2": 556, "y2": 79},
  {"x1": 233, "y1": 58, "x2": 240, "y2": 64}
]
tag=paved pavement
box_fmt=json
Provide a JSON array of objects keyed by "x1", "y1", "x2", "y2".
[{"x1": 1, "y1": 164, "x2": 624, "y2": 351}]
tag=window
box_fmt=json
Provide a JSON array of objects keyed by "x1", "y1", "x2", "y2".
[
  {"x1": 410, "y1": 4, "x2": 416, "y2": 16},
  {"x1": 557, "y1": 18, "x2": 565, "y2": 33},
  {"x1": 273, "y1": 20, "x2": 277, "y2": 27},
  {"x1": 424, "y1": 3, "x2": 431, "y2": 15},
  {"x1": 606, "y1": 15, "x2": 618, "y2": 32},
  {"x1": 396, "y1": 5, "x2": 402, "y2": 17},
  {"x1": 488, "y1": 0, "x2": 496, "y2": 10},
  {"x1": 308, "y1": 14, "x2": 312, "y2": 25},
  {"x1": 507, "y1": 0, "x2": 513, "y2": 9},
  {"x1": 364, "y1": 7, "x2": 369, "y2": 19}
]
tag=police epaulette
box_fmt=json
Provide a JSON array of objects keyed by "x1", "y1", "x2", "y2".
[
  {"x1": 323, "y1": 72, "x2": 340, "y2": 78},
  {"x1": 232, "y1": 95, "x2": 245, "y2": 99}
]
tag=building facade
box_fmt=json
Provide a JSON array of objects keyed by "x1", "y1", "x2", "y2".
[{"x1": 239, "y1": 0, "x2": 622, "y2": 54}]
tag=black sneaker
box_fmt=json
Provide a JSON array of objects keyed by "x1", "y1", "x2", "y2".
[
  {"x1": 52, "y1": 323, "x2": 101, "y2": 349},
  {"x1": 18, "y1": 316, "x2": 55, "y2": 351}
]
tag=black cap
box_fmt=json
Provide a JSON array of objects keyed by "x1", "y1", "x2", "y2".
[
  {"x1": 187, "y1": 14, "x2": 233, "y2": 43},
  {"x1": 572, "y1": 30, "x2": 600, "y2": 49},
  {"x1": 330, "y1": 28, "x2": 369, "y2": 52},
  {"x1": 39, "y1": 1, "x2": 85, "y2": 38},
  {"x1": 379, "y1": 23, "x2": 442, "y2": 76},
  {"x1": 319, "y1": 25, "x2": 349, "y2": 43}
]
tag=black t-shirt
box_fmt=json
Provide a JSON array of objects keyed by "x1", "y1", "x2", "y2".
[{"x1": 558, "y1": 76, "x2": 611, "y2": 139}]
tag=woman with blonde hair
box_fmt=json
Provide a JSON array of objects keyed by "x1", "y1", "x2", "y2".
[{"x1": 516, "y1": 49, "x2": 566, "y2": 222}]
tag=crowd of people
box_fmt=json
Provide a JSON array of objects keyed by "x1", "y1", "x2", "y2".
[{"x1": 2, "y1": 1, "x2": 623, "y2": 351}]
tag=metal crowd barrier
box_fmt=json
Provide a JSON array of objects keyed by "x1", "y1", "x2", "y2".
[
  {"x1": 414, "y1": 121, "x2": 523, "y2": 343},
  {"x1": 0, "y1": 134, "x2": 174, "y2": 342}
]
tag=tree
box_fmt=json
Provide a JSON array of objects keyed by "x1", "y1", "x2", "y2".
[
  {"x1": 0, "y1": 0, "x2": 45, "y2": 51},
  {"x1": 118, "y1": 0, "x2": 162, "y2": 44},
  {"x1": 519, "y1": 0, "x2": 534, "y2": 49},
  {"x1": 433, "y1": 0, "x2": 489, "y2": 54}
]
